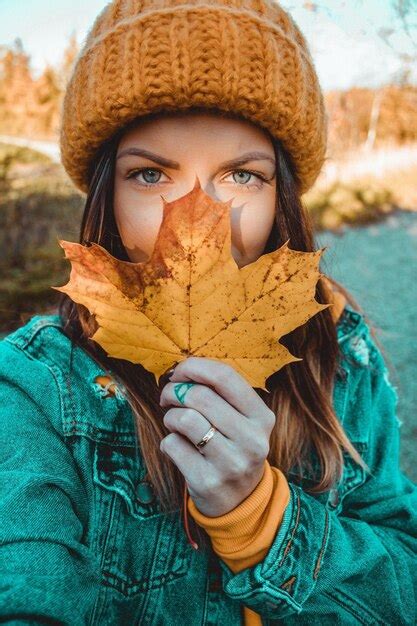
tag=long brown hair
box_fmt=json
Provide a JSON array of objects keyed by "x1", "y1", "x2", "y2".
[{"x1": 56, "y1": 108, "x2": 377, "y2": 538}]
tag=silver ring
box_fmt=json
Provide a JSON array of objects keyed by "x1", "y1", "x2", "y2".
[{"x1": 195, "y1": 426, "x2": 217, "y2": 452}]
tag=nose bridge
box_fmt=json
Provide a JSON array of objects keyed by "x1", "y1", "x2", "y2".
[
  {"x1": 199, "y1": 174, "x2": 220, "y2": 200},
  {"x1": 171, "y1": 173, "x2": 237, "y2": 210}
]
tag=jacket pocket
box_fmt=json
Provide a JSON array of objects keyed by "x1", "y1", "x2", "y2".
[
  {"x1": 288, "y1": 442, "x2": 369, "y2": 514},
  {"x1": 92, "y1": 441, "x2": 193, "y2": 598}
]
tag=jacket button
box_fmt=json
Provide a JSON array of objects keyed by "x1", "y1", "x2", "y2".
[
  {"x1": 349, "y1": 336, "x2": 370, "y2": 366},
  {"x1": 328, "y1": 488, "x2": 339, "y2": 507},
  {"x1": 136, "y1": 481, "x2": 155, "y2": 504},
  {"x1": 336, "y1": 365, "x2": 348, "y2": 381}
]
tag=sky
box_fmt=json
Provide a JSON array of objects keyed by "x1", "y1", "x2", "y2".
[{"x1": 0, "y1": 0, "x2": 415, "y2": 91}]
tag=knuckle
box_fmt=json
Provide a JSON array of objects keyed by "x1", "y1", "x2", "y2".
[
  {"x1": 246, "y1": 428, "x2": 269, "y2": 462},
  {"x1": 202, "y1": 473, "x2": 222, "y2": 493},
  {"x1": 253, "y1": 441, "x2": 269, "y2": 463},
  {"x1": 210, "y1": 362, "x2": 233, "y2": 386},
  {"x1": 220, "y1": 366, "x2": 235, "y2": 385},
  {"x1": 194, "y1": 384, "x2": 212, "y2": 406},
  {"x1": 227, "y1": 455, "x2": 249, "y2": 481},
  {"x1": 263, "y1": 408, "x2": 276, "y2": 431},
  {"x1": 185, "y1": 356, "x2": 203, "y2": 373},
  {"x1": 162, "y1": 408, "x2": 175, "y2": 429},
  {"x1": 177, "y1": 408, "x2": 195, "y2": 429},
  {"x1": 162, "y1": 432, "x2": 178, "y2": 450}
]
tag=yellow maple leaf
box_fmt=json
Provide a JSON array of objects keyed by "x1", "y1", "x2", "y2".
[{"x1": 52, "y1": 178, "x2": 330, "y2": 391}]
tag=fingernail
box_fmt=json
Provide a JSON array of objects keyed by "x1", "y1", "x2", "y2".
[{"x1": 158, "y1": 368, "x2": 174, "y2": 391}]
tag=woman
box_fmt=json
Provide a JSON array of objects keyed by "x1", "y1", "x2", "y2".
[{"x1": 1, "y1": 0, "x2": 416, "y2": 624}]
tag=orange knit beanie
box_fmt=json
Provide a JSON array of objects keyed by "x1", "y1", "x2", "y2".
[{"x1": 59, "y1": 0, "x2": 328, "y2": 195}]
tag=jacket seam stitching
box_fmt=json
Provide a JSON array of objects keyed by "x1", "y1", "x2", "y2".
[
  {"x1": 322, "y1": 588, "x2": 387, "y2": 625},
  {"x1": 278, "y1": 488, "x2": 301, "y2": 567},
  {"x1": 313, "y1": 508, "x2": 329, "y2": 580},
  {"x1": 5, "y1": 317, "x2": 63, "y2": 350}
]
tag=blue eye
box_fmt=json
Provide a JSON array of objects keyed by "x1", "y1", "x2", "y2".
[
  {"x1": 233, "y1": 170, "x2": 253, "y2": 184},
  {"x1": 228, "y1": 170, "x2": 268, "y2": 189},
  {"x1": 126, "y1": 168, "x2": 163, "y2": 186},
  {"x1": 126, "y1": 167, "x2": 268, "y2": 189}
]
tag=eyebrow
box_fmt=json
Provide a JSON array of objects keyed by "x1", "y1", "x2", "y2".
[{"x1": 116, "y1": 148, "x2": 275, "y2": 169}]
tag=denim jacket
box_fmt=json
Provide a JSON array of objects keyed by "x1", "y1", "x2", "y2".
[{"x1": 0, "y1": 304, "x2": 416, "y2": 625}]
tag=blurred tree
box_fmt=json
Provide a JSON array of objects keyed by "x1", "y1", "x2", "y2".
[
  {"x1": 389, "y1": 0, "x2": 416, "y2": 53},
  {"x1": 301, "y1": 0, "x2": 417, "y2": 150},
  {"x1": 0, "y1": 33, "x2": 79, "y2": 139},
  {"x1": 58, "y1": 31, "x2": 79, "y2": 90},
  {"x1": 366, "y1": 0, "x2": 416, "y2": 149},
  {"x1": 0, "y1": 38, "x2": 34, "y2": 134},
  {"x1": 365, "y1": 88, "x2": 386, "y2": 151},
  {"x1": 34, "y1": 65, "x2": 62, "y2": 136}
]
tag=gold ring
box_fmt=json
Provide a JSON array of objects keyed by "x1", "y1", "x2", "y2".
[{"x1": 195, "y1": 426, "x2": 217, "y2": 451}]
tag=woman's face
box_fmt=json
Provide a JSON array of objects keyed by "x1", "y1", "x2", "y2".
[{"x1": 114, "y1": 111, "x2": 277, "y2": 268}]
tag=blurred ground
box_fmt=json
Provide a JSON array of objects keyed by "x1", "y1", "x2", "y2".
[{"x1": 317, "y1": 210, "x2": 417, "y2": 483}]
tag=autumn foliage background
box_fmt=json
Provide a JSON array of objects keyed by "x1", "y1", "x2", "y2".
[{"x1": 0, "y1": 36, "x2": 77, "y2": 140}]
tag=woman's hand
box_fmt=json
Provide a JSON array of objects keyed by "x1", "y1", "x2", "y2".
[{"x1": 159, "y1": 357, "x2": 276, "y2": 517}]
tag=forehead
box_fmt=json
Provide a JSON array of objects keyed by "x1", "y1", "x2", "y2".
[{"x1": 118, "y1": 109, "x2": 273, "y2": 150}]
